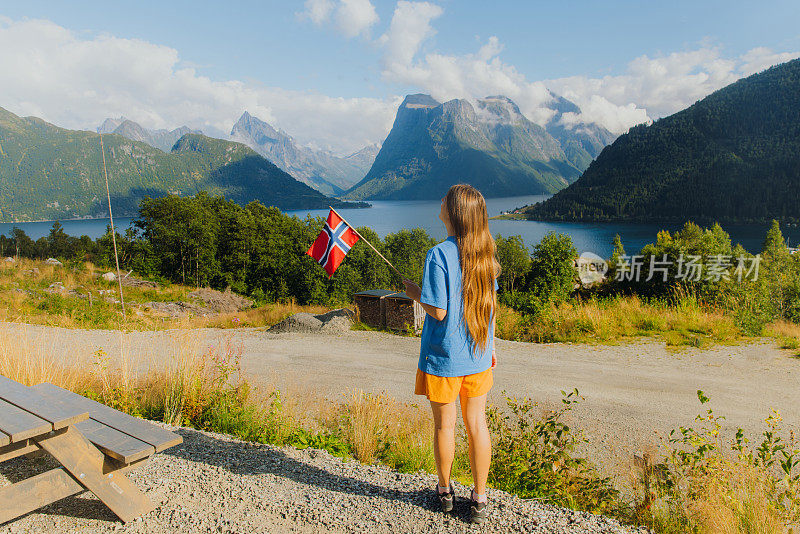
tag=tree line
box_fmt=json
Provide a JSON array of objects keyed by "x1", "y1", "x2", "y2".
[{"x1": 2, "y1": 193, "x2": 798, "y2": 334}]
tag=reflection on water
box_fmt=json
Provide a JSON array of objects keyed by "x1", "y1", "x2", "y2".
[{"x1": 2, "y1": 195, "x2": 798, "y2": 258}]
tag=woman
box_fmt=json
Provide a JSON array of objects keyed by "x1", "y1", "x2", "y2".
[{"x1": 403, "y1": 183, "x2": 500, "y2": 524}]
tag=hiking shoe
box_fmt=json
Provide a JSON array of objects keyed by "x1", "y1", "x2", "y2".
[
  {"x1": 469, "y1": 495, "x2": 488, "y2": 524},
  {"x1": 436, "y1": 482, "x2": 455, "y2": 513}
]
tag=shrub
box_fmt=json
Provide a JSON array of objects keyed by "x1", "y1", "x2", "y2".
[
  {"x1": 487, "y1": 389, "x2": 622, "y2": 514},
  {"x1": 632, "y1": 391, "x2": 800, "y2": 531}
]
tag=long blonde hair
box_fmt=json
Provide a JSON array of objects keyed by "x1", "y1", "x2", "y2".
[{"x1": 445, "y1": 184, "x2": 501, "y2": 354}]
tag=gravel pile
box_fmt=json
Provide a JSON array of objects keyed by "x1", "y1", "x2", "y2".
[
  {"x1": 139, "y1": 288, "x2": 254, "y2": 318},
  {"x1": 269, "y1": 309, "x2": 354, "y2": 335},
  {"x1": 0, "y1": 425, "x2": 646, "y2": 534},
  {"x1": 187, "y1": 288, "x2": 254, "y2": 314}
]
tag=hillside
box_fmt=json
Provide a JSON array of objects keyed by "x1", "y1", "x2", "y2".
[
  {"x1": 231, "y1": 111, "x2": 376, "y2": 196},
  {"x1": 342, "y1": 94, "x2": 613, "y2": 200},
  {"x1": 523, "y1": 59, "x2": 800, "y2": 224},
  {"x1": 0, "y1": 108, "x2": 363, "y2": 222}
]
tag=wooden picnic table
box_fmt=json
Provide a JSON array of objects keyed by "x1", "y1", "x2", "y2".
[{"x1": 0, "y1": 376, "x2": 182, "y2": 524}]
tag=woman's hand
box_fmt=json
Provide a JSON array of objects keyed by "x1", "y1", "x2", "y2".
[
  {"x1": 491, "y1": 348, "x2": 496, "y2": 369},
  {"x1": 404, "y1": 278, "x2": 446, "y2": 320},
  {"x1": 403, "y1": 278, "x2": 422, "y2": 302}
]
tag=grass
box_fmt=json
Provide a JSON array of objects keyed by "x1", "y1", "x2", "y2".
[
  {"x1": 765, "y1": 320, "x2": 800, "y2": 357},
  {"x1": 3, "y1": 325, "x2": 799, "y2": 532},
  {"x1": 0, "y1": 258, "x2": 328, "y2": 331},
  {"x1": 628, "y1": 392, "x2": 800, "y2": 532},
  {"x1": 497, "y1": 294, "x2": 751, "y2": 348}
]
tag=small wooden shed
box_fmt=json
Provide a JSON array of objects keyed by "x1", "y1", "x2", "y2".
[
  {"x1": 353, "y1": 289, "x2": 397, "y2": 329},
  {"x1": 384, "y1": 292, "x2": 425, "y2": 333}
]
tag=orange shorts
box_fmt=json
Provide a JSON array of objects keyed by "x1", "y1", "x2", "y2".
[{"x1": 414, "y1": 367, "x2": 493, "y2": 404}]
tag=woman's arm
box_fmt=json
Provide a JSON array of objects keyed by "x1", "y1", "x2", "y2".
[
  {"x1": 403, "y1": 279, "x2": 446, "y2": 321},
  {"x1": 491, "y1": 304, "x2": 496, "y2": 368}
]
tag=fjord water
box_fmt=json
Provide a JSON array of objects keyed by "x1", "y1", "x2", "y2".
[
  {"x1": 2, "y1": 195, "x2": 797, "y2": 258},
  {"x1": 287, "y1": 196, "x2": 800, "y2": 257}
]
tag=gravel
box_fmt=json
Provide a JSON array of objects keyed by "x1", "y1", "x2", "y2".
[
  {"x1": 0, "y1": 425, "x2": 646, "y2": 533},
  {"x1": 268, "y1": 309, "x2": 354, "y2": 334}
]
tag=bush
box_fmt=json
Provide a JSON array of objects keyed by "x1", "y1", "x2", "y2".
[
  {"x1": 632, "y1": 391, "x2": 800, "y2": 531},
  {"x1": 487, "y1": 389, "x2": 622, "y2": 514}
]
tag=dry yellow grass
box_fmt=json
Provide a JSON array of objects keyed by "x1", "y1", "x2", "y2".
[
  {"x1": 343, "y1": 390, "x2": 392, "y2": 463},
  {"x1": 335, "y1": 389, "x2": 434, "y2": 469},
  {"x1": 765, "y1": 320, "x2": 800, "y2": 356},
  {"x1": 503, "y1": 294, "x2": 742, "y2": 346},
  {"x1": 689, "y1": 463, "x2": 788, "y2": 534},
  {"x1": 0, "y1": 258, "x2": 331, "y2": 331},
  {"x1": 0, "y1": 322, "x2": 92, "y2": 388},
  {"x1": 187, "y1": 300, "x2": 330, "y2": 329}
]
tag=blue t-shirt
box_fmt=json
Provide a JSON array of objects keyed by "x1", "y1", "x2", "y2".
[{"x1": 418, "y1": 236, "x2": 498, "y2": 377}]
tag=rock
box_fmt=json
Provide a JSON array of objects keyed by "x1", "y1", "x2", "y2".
[
  {"x1": 3, "y1": 257, "x2": 14, "y2": 263},
  {"x1": 102, "y1": 272, "x2": 116, "y2": 281},
  {"x1": 268, "y1": 308, "x2": 354, "y2": 334},
  {"x1": 268, "y1": 312, "x2": 324, "y2": 333},
  {"x1": 319, "y1": 316, "x2": 352, "y2": 334},
  {"x1": 315, "y1": 308, "x2": 355, "y2": 323},
  {"x1": 45, "y1": 282, "x2": 66, "y2": 294},
  {"x1": 44, "y1": 257, "x2": 62, "y2": 266},
  {"x1": 187, "y1": 288, "x2": 253, "y2": 313},
  {"x1": 120, "y1": 276, "x2": 159, "y2": 289}
]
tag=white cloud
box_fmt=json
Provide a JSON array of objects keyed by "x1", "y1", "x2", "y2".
[
  {"x1": 376, "y1": 2, "x2": 799, "y2": 135},
  {"x1": 739, "y1": 47, "x2": 800, "y2": 76},
  {"x1": 0, "y1": 17, "x2": 397, "y2": 155},
  {"x1": 377, "y1": 3, "x2": 561, "y2": 127},
  {"x1": 336, "y1": 0, "x2": 379, "y2": 38},
  {"x1": 547, "y1": 46, "x2": 800, "y2": 132},
  {"x1": 299, "y1": 0, "x2": 378, "y2": 38},
  {"x1": 300, "y1": 0, "x2": 335, "y2": 25},
  {"x1": 379, "y1": 1, "x2": 443, "y2": 68}
]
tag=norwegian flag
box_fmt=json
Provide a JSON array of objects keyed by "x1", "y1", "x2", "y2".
[{"x1": 306, "y1": 209, "x2": 360, "y2": 277}]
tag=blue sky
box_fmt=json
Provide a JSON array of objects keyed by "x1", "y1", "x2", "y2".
[{"x1": 0, "y1": 0, "x2": 798, "y2": 153}]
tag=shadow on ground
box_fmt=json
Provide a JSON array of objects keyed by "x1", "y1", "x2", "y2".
[{"x1": 164, "y1": 427, "x2": 477, "y2": 523}]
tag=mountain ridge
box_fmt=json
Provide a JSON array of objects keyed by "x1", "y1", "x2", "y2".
[
  {"x1": 0, "y1": 107, "x2": 363, "y2": 222},
  {"x1": 342, "y1": 93, "x2": 614, "y2": 200},
  {"x1": 522, "y1": 58, "x2": 800, "y2": 224},
  {"x1": 97, "y1": 117, "x2": 201, "y2": 152},
  {"x1": 230, "y1": 111, "x2": 376, "y2": 196}
]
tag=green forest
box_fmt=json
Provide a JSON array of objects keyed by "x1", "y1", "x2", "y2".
[
  {"x1": 524, "y1": 58, "x2": 800, "y2": 224},
  {"x1": 0, "y1": 107, "x2": 363, "y2": 223}
]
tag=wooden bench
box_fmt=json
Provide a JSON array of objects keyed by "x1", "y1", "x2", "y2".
[{"x1": 0, "y1": 376, "x2": 182, "y2": 524}]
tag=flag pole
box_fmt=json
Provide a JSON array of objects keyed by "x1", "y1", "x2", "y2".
[{"x1": 328, "y1": 206, "x2": 405, "y2": 279}]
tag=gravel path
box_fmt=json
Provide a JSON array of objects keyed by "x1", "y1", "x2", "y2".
[{"x1": 0, "y1": 426, "x2": 644, "y2": 533}]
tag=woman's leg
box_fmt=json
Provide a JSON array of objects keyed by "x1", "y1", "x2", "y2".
[
  {"x1": 460, "y1": 393, "x2": 491, "y2": 495},
  {"x1": 429, "y1": 400, "x2": 457, "y2": 488}
]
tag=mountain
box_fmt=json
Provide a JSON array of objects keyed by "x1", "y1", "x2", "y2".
[
  {"x1": 344, "y1": 144, "x2": 381, "y2": 171},
  {"x1": 230, "y1": 112, "x2": 376, "y2": 196},
  {"x1": 542, "y1": 93, "x2": 618, "y2": 170},
  {"x1": 523, "y1": 59, "x2": 800, "y2": 224},
  {"x1": 0, "y1": 107, "x2": 364, "y2": 222},
  {"x1": 342, "y1": 94, "x2": 612, "y2": 201},
  {"x1": 98, "y1": 117, "x2": 201, "y2": 152}
]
